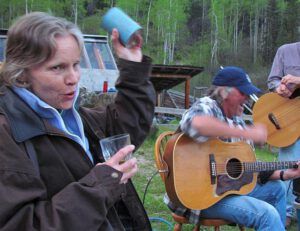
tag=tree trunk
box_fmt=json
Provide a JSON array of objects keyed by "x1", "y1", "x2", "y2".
[
  {"x1": 145, "y1": 0, "x2": 152, "y2": 44},
  {"x1": 253, "y1": 6, "x2": 259, "y2": 64},
  {"x1": 73, "y1": 0, "x2": 78, "y2": 25},
  {"x1": 163, "y1": 37, "x2": 167, "y2": 64},
  {"x1": 25, "y1": 0, "x2": 28, "y2": 14},
  {"x1": 211, "y1": 10, "x2": 219, "y2": 66},
  {"x1": 233, "y1": 1, "x2": 239, "y2": 56}
]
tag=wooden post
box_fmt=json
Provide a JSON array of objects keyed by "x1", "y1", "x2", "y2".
[
  {"x1": 156, "y1": 93, "x2": 161, "y2": 107},
  {"x1": 185, "y1": 77, "x2": 190, "y2": 109}
]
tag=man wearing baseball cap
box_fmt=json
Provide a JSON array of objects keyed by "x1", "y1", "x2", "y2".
[
  {"x1": 164, "y1": 66, "x2": 300, "y2": 230},
  {"x1": 212, "y1": 66, "x2": 261, "y2": 96}
]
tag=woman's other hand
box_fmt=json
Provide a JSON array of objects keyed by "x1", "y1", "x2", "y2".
[{"x1": 111, "y1": 29, "x2": 143, "y2": 62}]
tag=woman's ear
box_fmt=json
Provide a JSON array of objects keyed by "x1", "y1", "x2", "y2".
[{"x1": 16, "y1": 70, "x2": 30, "y2": 87}]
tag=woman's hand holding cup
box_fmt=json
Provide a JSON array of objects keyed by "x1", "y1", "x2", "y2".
[
  {"x1": 111, "y1": 29, "x2": 142, "y2": 62},
  {"x1": 99, "y1": 133, "x2": 136, "y2": 183},
  {"x1": 103, "y1": 144, "x2": 137, "y2": 184}
]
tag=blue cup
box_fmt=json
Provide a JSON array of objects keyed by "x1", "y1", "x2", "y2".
[{"x1": 101, "y1": 7, "x2": 142, "y2": 48}]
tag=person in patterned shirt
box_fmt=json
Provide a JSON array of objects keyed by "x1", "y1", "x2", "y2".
[{"x1": 164, "y1": 66, "x2": 300, "y2": 230}]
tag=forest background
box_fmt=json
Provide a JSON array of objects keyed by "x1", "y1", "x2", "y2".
[{"x1": 1, "y1": 0, "x2": 300, "y2": 92}]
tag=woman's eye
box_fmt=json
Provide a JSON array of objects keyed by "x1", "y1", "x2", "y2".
[
  {"x1": 74, "y1": 62, "x2": 80, "y2": 69},
  {"x1": 51, "y1": 65, "x2": 64, "y2": 71}
]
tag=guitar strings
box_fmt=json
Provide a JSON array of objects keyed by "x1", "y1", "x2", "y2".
[
  {"x1": 213, "y1": 162, "x2": 296, "y2": 175},
  {"x1": 276, "y1": 106, "x2": 299, "y2": 118},
  {"x1": 268, "y1": 102, "x2": 299, "y2": 121}
]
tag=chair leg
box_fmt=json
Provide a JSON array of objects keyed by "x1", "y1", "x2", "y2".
[
  {"x1": 173, "y1": 223, "x2": 182, "y2": 231},
  {"x1": 193, "y1": 224, "x2": 200, "y2": 231},
  {"x1": 214, "y1": 226, "x2": 220, "y2": 231},
  {"x1": 238, "y1": 225, "x2": 245, "y2": 231}
]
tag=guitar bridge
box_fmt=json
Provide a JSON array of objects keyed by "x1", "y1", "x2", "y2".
[
  {"x1": 268, "y1": 112, "x2": 281, "y2": 130},
  {"x1": 209, "y1": 154, "x2": 217, "y2": 184}
]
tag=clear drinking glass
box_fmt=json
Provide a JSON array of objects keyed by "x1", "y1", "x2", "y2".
[{"x1": 100, "y1": 133, "x2": 132, "y2": 162}]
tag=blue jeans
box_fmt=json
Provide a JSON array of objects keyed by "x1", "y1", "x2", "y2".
[
  {"x1": 200, "y1": 180, "x2": 286, "y2": 231},
  {"x1": 278, "y1": 139, "x2": 300, "y2": 218}
]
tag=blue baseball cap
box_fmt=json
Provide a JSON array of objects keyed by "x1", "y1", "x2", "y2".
[{"x1": 212, "y1": 66, "x2": 261, "y2": 96}]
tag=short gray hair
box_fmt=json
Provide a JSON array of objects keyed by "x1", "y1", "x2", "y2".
[
  {"x1": 207, "y1": 85, "x2": 233, "y2": 104},
  {"x1": 0, "y1": 12, "x2": 84, "y2": 87}
]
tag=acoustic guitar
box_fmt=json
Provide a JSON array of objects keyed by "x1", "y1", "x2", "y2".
[
  {"x1": 163, "y1": 132, "x2": 298, "y2": 210},
  {"x1": 252, "y1": 92, "x2": 300, "y2": 148}
]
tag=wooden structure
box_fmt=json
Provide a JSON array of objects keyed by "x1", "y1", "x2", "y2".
[{"x1": 150, "y1": 64, "x2": 204, "y2": 109}]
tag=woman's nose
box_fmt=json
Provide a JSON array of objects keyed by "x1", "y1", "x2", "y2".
[{"x1": 65, "y1": 67, "x2": 80, "y2": 85}]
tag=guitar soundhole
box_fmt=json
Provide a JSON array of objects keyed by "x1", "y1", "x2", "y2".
[{"x1": 226, "y1": 158, "x2": 242, "y2": 179}]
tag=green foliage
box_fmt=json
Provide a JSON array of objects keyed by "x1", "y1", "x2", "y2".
[
  {"x1": 1, "y1": 0, "x2": 300, "y2": 91},
  {"x1": 0, "y1": 0, "x2": 87, "y2": 28},
  {"x1": 80, "y1": 14, "x2": 103, "y2": 34}
]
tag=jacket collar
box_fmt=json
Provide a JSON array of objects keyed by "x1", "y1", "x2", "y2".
[{"x1": 0, "y1": 86, "x2": 47, "y2": 142}]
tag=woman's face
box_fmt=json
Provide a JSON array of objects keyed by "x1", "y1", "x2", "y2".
[{"x1": 28, "y1": 35, "x2": 81, "y2": 110}]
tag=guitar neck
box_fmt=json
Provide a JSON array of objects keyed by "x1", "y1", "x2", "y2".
[{"x1": 244, "y1": 161, "x2": 298, "y2": 172}]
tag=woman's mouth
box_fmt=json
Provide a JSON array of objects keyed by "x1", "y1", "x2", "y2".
[{"x1": 63, "y1": 91, "x2": 75, "y2": 100}]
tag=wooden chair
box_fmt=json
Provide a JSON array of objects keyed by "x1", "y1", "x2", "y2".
[{"x1": 154, "y1": 131, "x2": 245, "y2": 231}]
